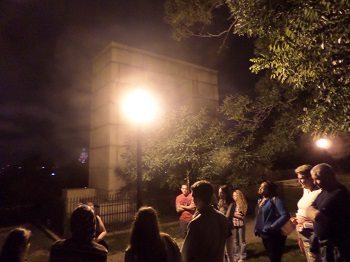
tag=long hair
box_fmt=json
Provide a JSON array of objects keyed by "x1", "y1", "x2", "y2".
[
  {"x1": 0, "y1": 227, "x2": 31, "y2": 262},
  {"x1": 233, "y1": 190, "x2": 248, "y2": 215},
  {"x1": 218, "y1": 185, "x2": 233, "y2": 204},
  {"x1": 128, "y1": 207, "x2": 166, "y2": 262}
]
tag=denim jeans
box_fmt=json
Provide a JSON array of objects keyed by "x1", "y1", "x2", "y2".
[{"x1": 232, "y1": 226, "x2": 246, "y2": 261}]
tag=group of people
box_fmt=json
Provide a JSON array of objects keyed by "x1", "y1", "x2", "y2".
[
  {"x1": 175, "y1": 181, "x2": 248, "y2": 262},
  {"x1": 253, "y1": 163, "x2": 350, "y2": 262},
  {"x1": 1, "y1": 163, "x2": 349, "y2": 262}
]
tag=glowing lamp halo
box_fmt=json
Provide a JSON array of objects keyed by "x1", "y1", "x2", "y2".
[
  {"x1": 122, "y1": 88, "x2": 159, "y2": 124},
  {"x1": 315, "y1": 138, "x2": 331, "y2": 149}
]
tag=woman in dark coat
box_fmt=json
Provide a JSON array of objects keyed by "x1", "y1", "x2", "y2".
[{"x1": 254, "y1": 181, "x2": 290, "y2": 262}]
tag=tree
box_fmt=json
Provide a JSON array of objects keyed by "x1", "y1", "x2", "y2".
[
  {"x1": 122, "y1": 107, "x2": 234, "y2": 189},
  {"x1": 165, "y1": 0, "x2": 350, "y2": 134}
]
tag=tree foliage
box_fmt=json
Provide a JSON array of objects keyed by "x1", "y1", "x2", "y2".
[
  {"x1": 123, "y1": 107, "x2": 236, "y2": 189},
  {"x1": 165, "y1": 0, "x2": 350, "y2": 134}
]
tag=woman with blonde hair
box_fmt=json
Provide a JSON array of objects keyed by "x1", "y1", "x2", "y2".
[{"x1": 232, "y1": 189, "x2": 248, "y2": 262}]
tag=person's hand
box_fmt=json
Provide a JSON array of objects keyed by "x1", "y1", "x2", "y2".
[
  {"x1": 234, "y1": 211, "x2": 243, "y2": 218},
  {"x1": 306, "y1": 206, "x2": 320, "y2": 222},
  {"x1": 290, "y1": 216, "x2": 298, "y2": 225}
]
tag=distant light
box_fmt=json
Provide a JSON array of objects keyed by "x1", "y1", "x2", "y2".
[
  {"x1": 315, "y1": 138, "x2": 331, "y2": 149},
  {"x1": 18, "y1": 166, "x2": 22, "y2": 169},
  {"x1": 41, "y1": 166, "x2": 45, "y2": 169},
  {"x1": 51, "y1": 172, "x2": 56, "y2": 176}
]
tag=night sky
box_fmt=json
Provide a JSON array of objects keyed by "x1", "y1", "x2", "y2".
[{"x1": 0, "y1": 0, "x2": 257, "y2": 165}]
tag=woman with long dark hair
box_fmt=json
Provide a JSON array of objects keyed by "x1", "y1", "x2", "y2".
[
  {"x1": 254, "y1": 181, "x2": 290, "y2": 262},
  {"x1": 0, "y1": 227, "x2": 31, "y2": 262},
  {"x1": 125, "y1": 206, "x2": 181, "y2": 262},
  {"x1": 217, "y1": 185, "x2": 235, "y2": 262}
]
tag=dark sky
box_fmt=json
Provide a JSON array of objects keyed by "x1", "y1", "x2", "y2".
[{"x1": 0, "y1": 0, "x2": 257, "y2": 165}]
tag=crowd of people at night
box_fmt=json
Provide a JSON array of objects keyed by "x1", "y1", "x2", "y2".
[{"x1": 1, "y1": 163, "x2": 349, "y2": 262}]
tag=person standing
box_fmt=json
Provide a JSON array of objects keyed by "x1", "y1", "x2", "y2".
[
  {"x1": 50, "y1": 204, "x2": 108, "y2": 261},
  {"x1": 86, "y1": 202, "x2": 108, "y2": 250},
  {"x1": 254, "y1": 181, "x2": 290, "y2": 262},
  {"x1": 232, "y1": 189, "x2": 248, "y2": 262},
  {"x1": 291, "y1": 164, "x2": 321, "y2": 262},
  {"x1": 217, "y1": 185, "x2": 235, "y2": 262},
  {"x1": 181, "y1": 180, "x2": 229, "y2": 262},
  {"x1": 125, "y1": 206, "x2": 181, "y2": 262},
  {"x1": 175, "y1": 184, "x2": 195, "y2": 238},
  {"x1": 306, "y1": 163, "x2": 350, "y2": 261}
]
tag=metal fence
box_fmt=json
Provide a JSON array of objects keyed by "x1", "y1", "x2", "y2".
[
  {"x1": 42, "y1": 191, "x2": 137, "y2": 236},
  {"x1": 64, "y1": 191, "x2": 137, "y2": 234}
]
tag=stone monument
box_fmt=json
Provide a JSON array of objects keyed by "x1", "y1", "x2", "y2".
[{"x1": 90, "y1": 42, "x2": 219, "y2": 194}]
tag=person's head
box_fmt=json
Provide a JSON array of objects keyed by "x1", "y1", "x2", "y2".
[
  {"x1": 295, "y1": 164, "x2": 315, "y2": 190},
  {"x1": 131, "y1": 207, "x2": 160, "y2": 243},
  {"x1": 180, "y1": 184, "x2": 189, "y2": 196},
  {"x1": 218, "y1": 185, "x2": 233, "y2": 203},
  {"x1": 311, "y1": 163, "x2": 337, "y2": 190},
  {"x1": 0, "y1": 227, "x2": 31, "y2": 262},
  {"x1": 191, "y1": 180, "x2": 213, "y2": 207},
  {"x1": 71, "y1": 204, "x2": 96, "y2": 241},
  {"x1": 129, "y1": 206, "x2": 165, "y2": 260},
  {"x1": 258, "y1": 180, "x2": 278, "y2": 198},
  {"x1": 233, "y1": 189, "x2": 248, "y2": 214}
]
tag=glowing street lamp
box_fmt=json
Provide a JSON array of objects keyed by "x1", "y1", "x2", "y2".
[
  {"x1": 121, "y1": 88, "x2": 159, "y2": 208},
  {"x1": 315, "y1": 138, "x2": 331, "y2": 149}
]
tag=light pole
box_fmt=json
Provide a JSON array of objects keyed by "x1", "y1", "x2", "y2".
[{"x1": 122, "y1": 88, "x2": 158, "y2": 208}]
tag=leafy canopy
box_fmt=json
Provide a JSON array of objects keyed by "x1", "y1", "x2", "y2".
[{"x1": 165, "y1": 0, "x2": 350, "y2": 135}]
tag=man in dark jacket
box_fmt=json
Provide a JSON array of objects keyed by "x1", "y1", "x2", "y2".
[
  {"x1": 306, "y1": 163, "x2": 350, "y2": 262},
  {"x1": 181, "y1": 180, "x2": 229, "y2": 262},
  {"x1": 50, "y1": 204, "x2": 108, "y2": 261}
]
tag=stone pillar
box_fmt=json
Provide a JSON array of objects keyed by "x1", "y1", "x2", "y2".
[{"x1": 90, "y1": 42, "x2": 219, "y2": 194}]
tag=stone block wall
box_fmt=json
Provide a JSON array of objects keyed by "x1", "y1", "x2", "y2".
[{"x1": 90, "y1": 42, "x2": 219, "y2": 193}]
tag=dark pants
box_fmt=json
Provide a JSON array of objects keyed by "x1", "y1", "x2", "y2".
[
  {"x1": 262, "y1": 234, "x2": 287, "y2": 262},
  {"x1": 179, "y1": 220, "x2": 189, "y2": 238}
]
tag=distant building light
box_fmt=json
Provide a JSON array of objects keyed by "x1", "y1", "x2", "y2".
[
  {"x1": 18, "y1": 166, "x2": 22, "y2": 169},
  {"x1": 41, "y1": 166, "x2": 45, "y2": 169},
  {"x1": 51, "y1": 172, "x2": 56, "y2": 176}
]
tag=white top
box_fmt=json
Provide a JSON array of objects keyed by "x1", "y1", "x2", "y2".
[{"x1": 296, "y1": 188, "x2": 322, "y2": 218}]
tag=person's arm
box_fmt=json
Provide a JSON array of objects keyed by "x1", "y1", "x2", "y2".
[
  {"x1": 181, "y1": 221, "x2": 198, "y2": 262},
  {"x1": 175, "y1": 196, "x2": 184, "y2": 213},
  {"x1": 182, "y1": 199, "x2": 196, "y2": 211},
  {"x1": 270, "y1": 197, "x2": 290, "y2": 230},
  {"x1": 96, "y1": 216, "x2": 107, "y2": 241}
]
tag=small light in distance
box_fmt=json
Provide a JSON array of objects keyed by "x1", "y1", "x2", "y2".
[{"x1": 51, "y1": 172, "x2": 56, "y2": 176}]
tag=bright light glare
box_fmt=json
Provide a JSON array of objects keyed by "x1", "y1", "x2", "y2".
[
  {"x1": 315, "y1": 138, "x2": 331, "y2": 149},
  {"x1": 122, "y1": 88, "x2": 158, "y2": 123}
]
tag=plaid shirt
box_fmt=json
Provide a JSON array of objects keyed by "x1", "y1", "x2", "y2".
[{"x1": 232, "y1": 205, "x2": 245, "y2": 227}]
